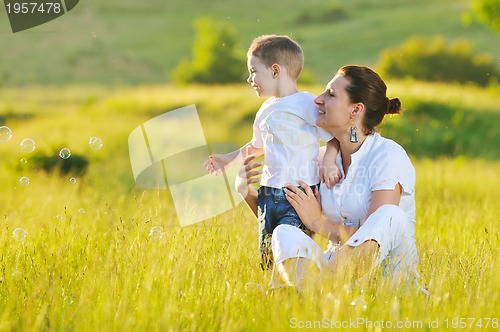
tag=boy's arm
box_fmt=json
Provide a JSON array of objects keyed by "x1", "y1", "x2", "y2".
[
  {"x1": 205, "y1": 142, "x2": 263, "y2": 174},
  {"x1": 244, "y1": 142, "x2": 264, "y2": 158},
  {"x1": 320, "y1": 138, "x2": 341, "y2": 189}
]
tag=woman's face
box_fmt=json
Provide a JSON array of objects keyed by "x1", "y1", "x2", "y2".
[{"x1": 314, "y1": 75, "x2": 353, "y2": 131}]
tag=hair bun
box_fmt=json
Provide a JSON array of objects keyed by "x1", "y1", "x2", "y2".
[{"x1": 387, "y1": 97, "x2": 401, "y2": 115}]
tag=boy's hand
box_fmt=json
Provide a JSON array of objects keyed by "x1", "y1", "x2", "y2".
[
  {"x1": 319, "y1": 163, "x2": 342, "y2": 189},
  {"x1": 204, "y1": 153, "x2": 231, "y2": 175}
]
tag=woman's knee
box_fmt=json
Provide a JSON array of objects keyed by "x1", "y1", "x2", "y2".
[{"x1": 271, "y1": 224, "x2": 291, "y2": 245}]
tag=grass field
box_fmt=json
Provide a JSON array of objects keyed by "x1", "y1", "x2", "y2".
[
  {"x1": 1, "y1": 0, "x2": 498, "y2": 86},
  {"x1": 0, "y1": 82, "x2": 499, "y2": 330}
]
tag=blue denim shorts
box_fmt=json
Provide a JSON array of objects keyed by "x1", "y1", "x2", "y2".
[{"x1": 257, "y1": 184, "x2": 318, "y2": 269}]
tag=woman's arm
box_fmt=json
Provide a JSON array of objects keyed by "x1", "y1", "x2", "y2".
[
  {"x1": 235, "y1": 154, "x2": 263, "y2": 218},
  {"x1": 283, "y1": 181, "x2": 355, "y2": 243},
  {"x1": 314, "y1": 216, "x2": 359, "y2": 244},
  {"x1": 284, "y1": 181, "x2": 403, "y2": 244},
  {"x1": 366, "y1": 184, "x2": 402, "y2": 217}
]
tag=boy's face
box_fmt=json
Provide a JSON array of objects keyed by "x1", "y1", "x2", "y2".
[{"x1": 247, "y1": 55, "x2": 276, "y2": 98}]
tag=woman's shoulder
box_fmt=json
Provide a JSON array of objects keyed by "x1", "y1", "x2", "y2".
[
  {"x1": 368, "y1": 133, "x2": 412, "y2": 164},
  {"x1": 371, "y1": 133, "x2": 408, "y2": 154}
]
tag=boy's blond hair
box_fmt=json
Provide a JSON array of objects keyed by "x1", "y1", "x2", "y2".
[{"x1": 247, "y1": 35, "x2": 304, "y2": 79}]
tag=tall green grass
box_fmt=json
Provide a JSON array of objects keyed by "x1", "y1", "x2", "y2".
[
  {"x1": 0, "y1": 83, "x2": 499, "y2": 330},
  {"x1": 0, "y1": 159, "x2": 499, "y2": 330}
]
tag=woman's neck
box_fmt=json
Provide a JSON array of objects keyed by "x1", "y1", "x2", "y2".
[{"x1": 338, "y1": 132, "x2": 368, "y2": 174}]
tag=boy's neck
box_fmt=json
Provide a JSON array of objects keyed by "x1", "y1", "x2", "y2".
[
  {"x1": 274, "y1": 85, "x2": 299, "y2": 98},
  {"x1": 274, "y1": 78, "x2": 299, "y2": 98}
]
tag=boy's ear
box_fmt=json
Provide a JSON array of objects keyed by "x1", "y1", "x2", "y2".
[{"x1": 271, "y1": 64, "x2": 281, "y2": 78}]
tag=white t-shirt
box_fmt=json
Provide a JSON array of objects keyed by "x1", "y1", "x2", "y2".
[
  {"x1": 251, "y1": 92, "x2": 333, "y2": 188},
  {"x1": 320, "y1": 132, "x2": 416, "y2": 229}
]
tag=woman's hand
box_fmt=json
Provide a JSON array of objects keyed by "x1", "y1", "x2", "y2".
[
  {"x1": 284, "y1": 180, "x2": 323, "y2": 232},
  {"x1": 235, "y1": 153, "x2": 262, "y2": 196},
  {"x1": 235, "y1": 152, "x2": 262, "y2": 218}
]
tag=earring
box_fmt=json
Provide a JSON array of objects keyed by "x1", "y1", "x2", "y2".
[{"x1": 350, "y1": 126, "x2": 358, "y2": 143}]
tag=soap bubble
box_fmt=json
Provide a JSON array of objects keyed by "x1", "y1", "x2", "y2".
[
  {"x1": 244, "y1": 282, "x2": 265, "y2": 294},
  {"x1": 11, "y1": 270, "x2": 21, "y2": 280},
  {"x1": 350, "y1": 296, "x2": 368, "y2": 310},
  {"x1": 20, "y1": 138, "x2": 36, "y2": 153},
  {"x1": 19, "y1": 176, "x2": 30, "y2": 186},
  {"x1": 78, "y1": 208, "x2": 85, "y2": 215},
  {"x1": 20, "y1": 158, "x2": 28, "y2": 164},
  {"x1": 59, "y1": 148, "x2": 71, "y2": 159},
  {"x1": 0, "y1": 126, "x2": 12, "y2": 142},
  {"x1": 89, "y1": 136, "x2": 102, "y2": 150},
  {"x1": 149, "y1": 226, "x2": 163, "y2": 240},
  {"x1": 12, "y1": 228, "x2": 27, "y2": 242},
  {"x1": 69, "y1": 177, "x2": 77, "y2": 184}
]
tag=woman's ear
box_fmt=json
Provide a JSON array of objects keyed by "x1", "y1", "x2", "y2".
[{"x1": 351, "y1": 103, "x2": 365, "y2": 117}]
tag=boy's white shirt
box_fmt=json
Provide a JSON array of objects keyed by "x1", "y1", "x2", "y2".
[{"x1": 251, "y1": 91, "x2": 333, "y2": 188}]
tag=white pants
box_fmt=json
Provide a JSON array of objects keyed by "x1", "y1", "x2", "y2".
[{"x1": 271, "y1": 204, "x2": 420, "y2": 279}]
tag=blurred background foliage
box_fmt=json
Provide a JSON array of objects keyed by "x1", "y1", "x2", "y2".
[
  {"x1": 0, "y1": 0, "x2": 498, "y2": 86},
  {"x1": 377, "y1": 36, "x2": 498, "y2": 86},
  {"x1": 171, "y1": 17, "x2": 245, "y2": 84},
  {"x1": 471, "y1": 0, "x2": 500, "y2": 31}
]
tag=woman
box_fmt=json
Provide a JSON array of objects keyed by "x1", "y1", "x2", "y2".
[{"x1": 238, "y1": 65, "x2": 421, "y2": 289}]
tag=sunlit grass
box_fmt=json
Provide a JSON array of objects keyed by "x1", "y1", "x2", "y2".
[{"x1": 0, "y1": 158, "x2": 498, "y2": 330}]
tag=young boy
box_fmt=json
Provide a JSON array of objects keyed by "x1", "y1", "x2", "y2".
[{"x1": 206, "y1": 35, "x2": 339, "y2": 269}]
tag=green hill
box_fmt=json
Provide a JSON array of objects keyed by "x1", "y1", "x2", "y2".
[{"x1": 0, "y1": 0, "x2": 498, "y2": 85}]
